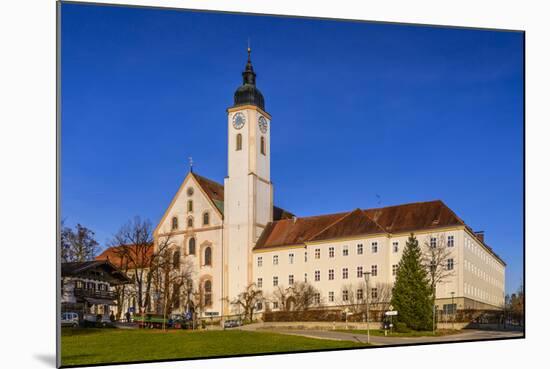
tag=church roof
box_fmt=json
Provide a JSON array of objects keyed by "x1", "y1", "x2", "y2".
[
  {"x1": 253, "y1": 200, "x2": 504, "y2": 265},
  {"x1": 191, "y1": 172, "x2": 294, "y2": 221}
]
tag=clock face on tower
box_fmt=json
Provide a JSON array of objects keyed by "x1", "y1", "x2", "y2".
[
  {"x1": 232, "y1": 112, "x2": 246, "y2": 130},
  {"x1": 258, "y1": 115, "x2": 268, "y2": 134}
]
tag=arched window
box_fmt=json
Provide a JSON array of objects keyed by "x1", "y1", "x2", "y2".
[
  {"x1": 204, "y1": 280, "x2": 212, "y2": 306},
  {"x1": 187, "y1": 217, "x2": 194, "y2": 228},
  {"x1": 236, "y1": 133, "x2": 242, "y2": 151},
  {"x1": 188, "y1": 237, "x2": 196, "y2": 255},
  {"x1": 173, "y1": 250, "x2": 180, "y2": 269},
  {"x1": 171, "y1": 216, "x2": 178, "y2": 230},
  {"x1": 260, "y1": 136, "x2": 266, "y2": 155},
  {"x1": 203, "y1": 212, "x2": 210, "y2": 226},
  {"x1": 204, "y1": 247, "x2": 212, "y2": 266}
]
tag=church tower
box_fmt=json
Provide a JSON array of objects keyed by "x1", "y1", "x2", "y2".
[{"x1": 223, "y1": 48, "x2": 273, "y2": 314}]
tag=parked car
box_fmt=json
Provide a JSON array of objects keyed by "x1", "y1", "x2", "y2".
[
  {"x1": 61, "y1": 312, "x2": 79, "y2": 328},
  {"x1": 223, "y1": 319, "x2": 242, "y2": 328}
]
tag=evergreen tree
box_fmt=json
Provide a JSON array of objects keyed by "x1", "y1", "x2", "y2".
[{"x1": 391, "y1": 233, "x2": 433, "y2": 331}]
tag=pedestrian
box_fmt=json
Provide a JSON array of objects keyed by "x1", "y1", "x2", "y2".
[
  {"x1": 110, "y1": 311, "x2": 115, "y2": 322},
  {"x1": 125, "y1": 311, "x2": 131, "y2": 323}
]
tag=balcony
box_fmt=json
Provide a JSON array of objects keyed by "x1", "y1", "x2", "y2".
[{"x1": 73, "y1": 288, "x2": 116, "y2": 300}]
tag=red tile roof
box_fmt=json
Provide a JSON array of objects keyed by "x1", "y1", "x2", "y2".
[{"x1": 95, "y1": 244, "x2": 154, "y2": 269}]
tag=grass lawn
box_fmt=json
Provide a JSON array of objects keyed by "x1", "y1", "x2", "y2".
[
  {"x1": 335, "y1": 329, "x2": 461, "y2": 337},
  {"x1": 61, "y1": 328, "x2": 368, "y2": 366}
]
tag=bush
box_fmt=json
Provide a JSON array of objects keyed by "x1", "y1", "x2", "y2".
[{"x1": 394, "y1": 321, "x2": 411, "y2": 333}]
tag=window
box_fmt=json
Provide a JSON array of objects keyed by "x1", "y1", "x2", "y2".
[
  {"x1": 75, "y1": 280, "x2": 84, "y2": 289},
  {"x1": 204, "y1": 280, "x2": 212, "y2": 306},
  {"x1": 273, "y1": 276, "x2": 278, "y2": 286},
  {"x1": 371, "y1": 242, "x2": 378, "y2": 253},
  {"x1": 357, "y1": 288, "x2": 363, "y2": 300},
  {"x1": 257, "y1": 278, "x2": 263, "y2": 288},
  {"x1": 430, "y1": 260, "x2": 436, "y2": 273},
  {"x1": 203, "y1": 212, "x2": 210, "y2": 226},
  {"x1": 173, "y1": 250, "x2": 180, "y2": 269},
  {"x1": 260, "y1": 136, "x2": 266, "y2": 155},
  {"x1": 314, "y1": 270, "x2": 320, "y2": 282},
  {"x1": 392, "y1": 264, "x2": 398, "y2": 276},
  {"x1": 329, "y1": 291, "x2": 334, "y2": 302},
  {"x1": 447, "y1": 235, "x2": 454, "y2": 247},
  {"x1": 257, "y1": 256, "x2": 263, "y2": 267},
  {"x1": 256, "y1": 302, "x2": 263, "y2": 311},
  {"x1": 304, "y1": 273, "x2": 307, "y2": 283},
  {"x1": 288, "y1": 274, "x2": 294, "y2": 285},
  {"x1": 357, "y1": 266, "x2": 363, "y2": 278},
  {"x1": 187, "y1": 217, "x2": 194, "y2": 228},
  {"x1": 443, "y1": 303, "x2": 457, "y2": 314},
  {"x1": 315, "y1": 248, "x2": 321, "y2": 259},
  {"x1": 187, "y1": 200, "x2": 193, "y2": 212},
  {"x1": 343, "y1": 245, "x2": 349, "y2": 256},
  {"x1": 371, "y1": 265, "x2": 378, "y2": 276},
  {"x1": 447, "y1": 258, "x2": 454, "y2": 271},
  {"x1": 304, "y1": 252, "x2": 308, "y2": 262},
  {"x1": 342, "y1": 268, "x2": 349, "y2": 279},
  {"x1": 236, "y1": 133, "x2": 242, "y2": 151},
  {"x1": 171, "y1": 216, "x2": 178, "y2": 230},
  {"x1": 314, "y1": 293, "x2": 321, "y2": 305},
  {"x1": 273, "y1": 301, "x2": 279, "y2": 309},
  {"x1": 357, "y1": 243, "x2": 363, "y2": 255},
  {"x1": 329, "y1": 247, "x2": 334, "y2": 258},
  {"x1": 342, "y1": 290, "x2": 349, "y2": 301},
  {"x1": 204, "y1": 247, "x2": 212, "y2": 266},
  {"x1": 392, "y1": 241, "x2": 399, "y2": 253},
  {"x1": 188, "y1": 237, "x2": 196, "y2": 255},
  {"x1": 371, "y1": 288, "x2": 378, "y2": 299},
  {"x1": 273, "y1": 255, "x2": 279, "y2": 265},
  {"x1": 289, "y1": 253, "x2": 294, "y2": 264},
  {"x1": 430, "y1": 237, "x2": 437, "y2": 248}
]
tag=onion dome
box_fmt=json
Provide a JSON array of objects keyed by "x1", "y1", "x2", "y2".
[{"x1": 233, "y1": 48, "x2": 265, "y2": 110}]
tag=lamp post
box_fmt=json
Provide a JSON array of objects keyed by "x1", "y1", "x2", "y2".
[
  {"x1": 450, "y1": 292, "x2": 455, "y2": 330},
  {"x1": 363, "y1": 271, "x2": 371, "y2": 344}
]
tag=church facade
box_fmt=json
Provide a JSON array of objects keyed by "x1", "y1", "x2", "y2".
[{"x1": 152, "y1": 50, "x2": 506, "y2": 318}]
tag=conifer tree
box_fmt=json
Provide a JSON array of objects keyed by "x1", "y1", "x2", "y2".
[{"x1": 391, "y1": 233, "x2": 433, "y2": 331}]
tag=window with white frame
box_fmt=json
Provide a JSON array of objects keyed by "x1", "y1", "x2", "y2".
[
  {"x1": 447, "y1": 258, "x2": 454, "y2": 271},
  {"x1": 288, "y1": 274, "x2": 294, "y2": 285},
  {"x1": 357, "y1": 266, "x2": 363, "y2": 278},
  {"x1": 371, "y1": 265, "x2": 378, "y2": 276},
  {"x1": 273, "y1": 276, "x2": 278, "y2": 286},
  {"x1": 328, "y1": 269, "x2": 334, "y2": 280},
  {"x1": 273, "y1": 255, "x2": 278, "y2": 265},
  {"x1": 371, "y1": 242, "x2": 378, "y2": 253},
  {"x1": 357, "y1": 288, "x2": 363, "y2": 300},
  {"x1": 392, "y1": 264, "x2": 398, "y2": 276},
  {"x1": 342, "y1": 290, "x2": 349, "y2": 301},
  {"x1": 329, "y1": 247, "x2": 334, "y2": 258},
  {"x1": 273, "y1": 301, "x2": 279, "y2": 309},
  {"x1": 314, "y1": 293, "x2": 321, "y2": 305},
  {"x1": 447, "y1": 235, "x2": 454, "y2": 247},
  {"x1": 257, "y1": 278, "x2": 263, "y2": 288},
  {"x1": 342, "y1": 268, "x2": 349, "y2": 279},
  {"x1": 357, "y1": 244, "x2": 363, "y2": 255},
  {"x1": 392, "y1": 241, "x2": 399, "y2": 253},
  {"x1": 371, "y1": 288, "x2": 378, "y2": 299},
  {"x1": 430, "y1": 237, "x2": 437, "y2": 248},
  {"x1": 289, "y1": 253, "x2": 294, "y2": 264},
  {"x1": 257, "y1": 256, "x2": 263, "y2": 267},
  {"x1": 315, "y1": 248, "x2": 320, "y2": 259},
  {"x1": 328, "y1": 291, "x2": 334, "y2": 302},
  {"x1": 304, "y1": 251, "x2": 308, "y2": 262},
  {"x1": 314, "y1": 270, "x2": 320, "y2": 282},
  {"x1": 343, "y1": 245, "x2": 349, "y2": 256}
]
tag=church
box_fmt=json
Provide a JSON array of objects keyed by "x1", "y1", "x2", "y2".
[{"x1": 152, "y1": 49, "x2": 506, "y2": 318}]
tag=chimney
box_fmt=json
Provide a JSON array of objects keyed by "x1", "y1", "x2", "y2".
[{"x1": 475, "y1": 231, "x2": 485, "y2": 243}]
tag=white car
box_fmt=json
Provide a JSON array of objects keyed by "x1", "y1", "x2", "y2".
[{"x1": 61, "y1": 312, "x2": 79, "y2": 328}]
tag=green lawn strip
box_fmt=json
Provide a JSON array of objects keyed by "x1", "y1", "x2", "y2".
[
  {"x1": 334, "y1": 329, "x2": 461, "y2": 337},
  {"x1": 61, "y1": 328, "x2": 367, "y2": 366}
]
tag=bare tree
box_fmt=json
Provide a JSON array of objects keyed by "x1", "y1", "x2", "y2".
[
  {"x1": 231, "y1": 283, "x2": 264, "y2": 322},
  {"x1": 271, "y1": 285, "x2": 292, "y2": 311},
  {"x1": 422, "y1": 233, "x2": 455, "y2": 303},
  {"x1": 61, "y1": 223, "x2": 99, "y2": 262},
  {"x1": 292, "y1": 281, "x2": 321, "y2": 311}
]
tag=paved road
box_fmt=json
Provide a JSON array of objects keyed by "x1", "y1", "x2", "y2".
[{"x1": 262, "y1": 328, "x2": 523, "y2": 346}]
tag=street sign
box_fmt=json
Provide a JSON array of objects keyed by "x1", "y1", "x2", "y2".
[
  {"x1": 385, "y1": 311, "x2": 398, "y2": 316},
  {"x1": 205, "y1": 311, "x2": 219, "y2": 317}
]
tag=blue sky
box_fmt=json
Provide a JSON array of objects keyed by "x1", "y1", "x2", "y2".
[{"x1": 60, "y1": 3, "x2": 524, "y2": 294}]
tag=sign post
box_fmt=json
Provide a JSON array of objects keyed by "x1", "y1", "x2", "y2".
[{"x1": 385, "y1": 308, "x2": 398, "y2": 335}]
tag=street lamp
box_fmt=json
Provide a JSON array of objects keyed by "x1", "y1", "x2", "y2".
[
  {"x1": 450, "y1": 292, "x2": 455, "y2": 330},
  {"x1": 363, "y1": 271, "x2": 371, "y2": 344}
]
